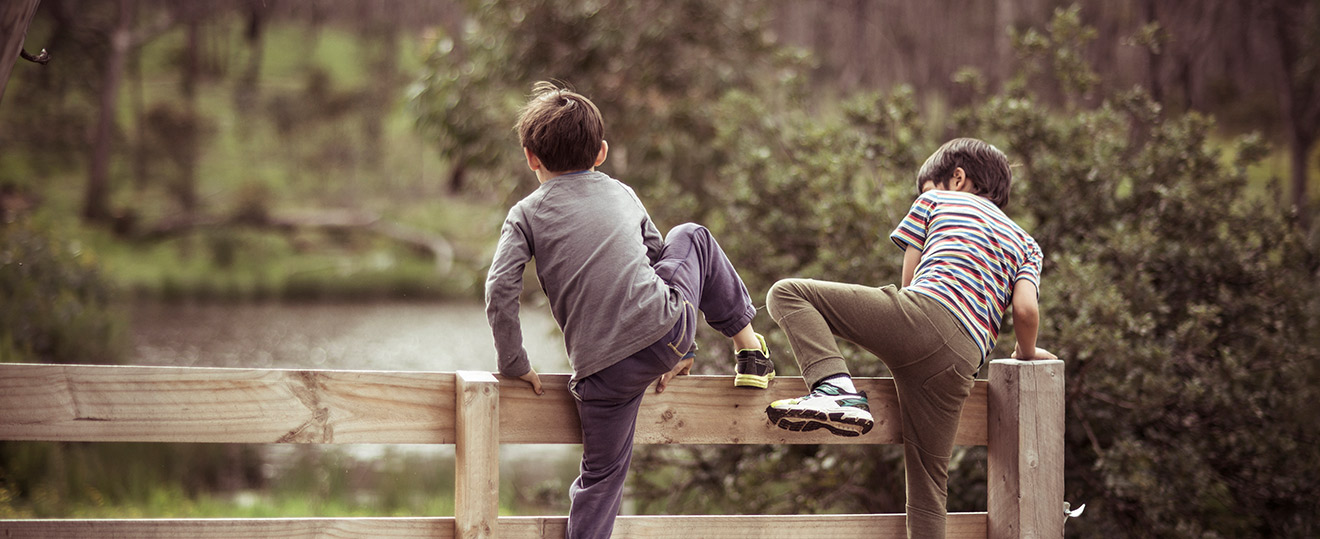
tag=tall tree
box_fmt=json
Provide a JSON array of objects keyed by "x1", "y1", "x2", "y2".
[
  {"x1": 83, "y1": 0, "x2": 174, "y2": 224},
  {"x1": 83, "y1": 0, "x2": 134, "y2": 223},
  {"x1": 232, "y1": 0, "x2": 268, "y2": 115},
  {"x1": 175, "y1": 1, "x2": 204, "y2": 215}
]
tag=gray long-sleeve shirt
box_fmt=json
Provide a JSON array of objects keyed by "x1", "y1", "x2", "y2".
[{"x1": 484, "y1": 171, "x2": 683, "y2": 382}]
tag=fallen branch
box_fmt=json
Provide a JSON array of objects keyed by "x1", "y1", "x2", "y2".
[{"x1": 138, "y1": 209, "x2": 455, "y2": 274}]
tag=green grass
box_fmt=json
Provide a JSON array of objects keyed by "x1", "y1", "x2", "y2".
[
  {"x1": 1, "y1": 487, "x2": 457, "y2": 519},
  {"x1": 0, "y1": 441, "x2": 582, "y2": 519}
]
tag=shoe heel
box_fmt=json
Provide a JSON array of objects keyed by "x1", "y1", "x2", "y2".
[{"x1": 734, "y1": 373, "x2": 770, "y2": 389}]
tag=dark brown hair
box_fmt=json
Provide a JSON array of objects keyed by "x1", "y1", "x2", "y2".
[
  {"x1": 915, "y1": 138, "x2": 1012, "y2": 208},
  {"x1": 514, "y1": 81, "x2": 604, "y2": 173}
]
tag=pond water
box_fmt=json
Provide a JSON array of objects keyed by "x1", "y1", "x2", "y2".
[
  {"x1": 127, "y1": 300, "x2": 580, "y2": 509},
  {"x1": 129, "y1": 300, "x2": 570, "y2": 373}
]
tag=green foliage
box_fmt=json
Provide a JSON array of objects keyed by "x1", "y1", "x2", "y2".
[
  {"x1": 1009, "y1": 4, "x2": 1100, "y2": 104},
  {"x1": 712, "y1": 86, "x2": 926, "y2": 297},
  {"x1": 0, "y1": 218, "x2": 125, "y2": 365},
  {"x1": 409, "y1": 0, "x2": 803, "y2": 217}
]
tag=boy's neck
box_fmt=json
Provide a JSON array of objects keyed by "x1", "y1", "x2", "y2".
[{"x1": 537, "y1": 168, "x2": 593, "y2": 184}]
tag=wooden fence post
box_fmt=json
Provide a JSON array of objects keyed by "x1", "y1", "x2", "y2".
[
  {"x1": 987, "y1": 359, "x2": 1065, "y2": 539},
  {"x1": 455, "y1": 370, "x2": 500, "y2": 539}
]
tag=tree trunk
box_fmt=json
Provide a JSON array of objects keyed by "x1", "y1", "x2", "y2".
[
  {"x1": 0, "y1": 0, "x2": 42, "y2": 105},
  {"x1": 1142, "y1": 0, "x2": 1164, "y2": 103},
  {"x1": 131, "y1": 44, "x2": 148, "y2": 189},
  {"x1": 1289, "y1": 132, "x2": 1313, "y2": 229},
  {"x1": 1264, "y1": 0, "x2": 1317, "y2": 228},
  {"x1": 177, "y1": 4, "x2": 200, "y2": 214},
  {"x1": 233, "y1": 0, "x2": 266, "y2": 115},
  {"x1": 84, "y1": 0, "x2": 133, "y2": 223},
  {"x1": 448, "y1": 159, "x2": 466, "y2": 194},
  {"x1": 993, "y1": 0, "x2": 1017, "y2": 88},
  {"x1": 360, "y1": 17, "x2": 397, "y2": 173}
]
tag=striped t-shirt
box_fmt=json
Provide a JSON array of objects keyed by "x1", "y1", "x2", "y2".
[{"x1": 889, "y1": 190, "x2": 1043, "y2": 358}]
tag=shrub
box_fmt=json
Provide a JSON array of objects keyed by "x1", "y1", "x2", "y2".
[{"x1": 0, "y1": 217, "x2": 125, "y2": 365}]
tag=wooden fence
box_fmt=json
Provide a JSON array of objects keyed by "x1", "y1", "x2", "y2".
[{"x1": 0, "y1": 359, "x2": 1065, "y2": 538}]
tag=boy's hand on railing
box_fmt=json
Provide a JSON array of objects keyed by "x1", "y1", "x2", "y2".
[
  {"x1": 656, "y1": 354, "x2": 694, "y2": 393},
  {"x1": 519, "y1": 369, "x2": 544, "y2": 396},
  {"x1": 1012, "y1": 344, "x2": 1058, "y2": 360}
]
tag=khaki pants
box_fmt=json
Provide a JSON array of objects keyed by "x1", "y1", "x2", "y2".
[{"x1": 767, "y1": 278, "x2": 981, "y2": 539}]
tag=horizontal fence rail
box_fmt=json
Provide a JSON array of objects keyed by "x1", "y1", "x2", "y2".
[
  {"x1": 0, "y1": 359, "x2": 1064, "y2": 538},
  {"x1": 0, "y1": 364, "x2": 986, "y2": 445}
]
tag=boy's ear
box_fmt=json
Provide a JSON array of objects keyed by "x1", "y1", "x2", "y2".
[
  {"x1": 594, "y1": 140, "x2": 609, "y2": 167},
  {"x1": 524, "y1": 147, "x2": 542, "y2": 171},
  {"x1": 950, "y1": 167, "x2": 974, "y2": 193}
]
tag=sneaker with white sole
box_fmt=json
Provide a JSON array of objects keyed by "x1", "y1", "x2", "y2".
[
  {"x1": 766, "y1": 382, "x2": 874, "y2": 437},
  {"x1": 733, "y1": 333, "x2": 775, "y2": 389}
]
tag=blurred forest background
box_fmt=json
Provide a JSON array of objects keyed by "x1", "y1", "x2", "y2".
[{"x1": 2, "y1": 0, "x2": 1319, "y2": 537}]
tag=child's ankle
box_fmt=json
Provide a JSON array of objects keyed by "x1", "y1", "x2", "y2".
[
  {"x1": 734, "y1": 331, "x2": 766, "y2": 353},
  {"x1": 818, "y1": 374, "x2": 856, "y2": 393}
]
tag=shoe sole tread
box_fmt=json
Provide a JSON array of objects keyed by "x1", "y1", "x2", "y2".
[
  {"x1": 765, "y1": 406, "x2": 874, "y2": 436},
  {"x1": 734, "y1": 372, "x2": 775, "y2": 388}
]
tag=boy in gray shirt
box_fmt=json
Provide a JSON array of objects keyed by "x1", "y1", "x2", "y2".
[{"x1": 485, "y1": 81, "x2": 774, "y2": 538}]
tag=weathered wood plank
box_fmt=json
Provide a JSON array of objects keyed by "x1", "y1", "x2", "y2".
[
  {"x1": 499, "y1": 374, "x2": 988, "y2": 446},
  {"x1": 455, "y1": 371, "x2": 500, "y2": 539},
  {"x1": 987, "y1": 359, "x2": 1066, "y2": 539},
  {"x1": 0, "y1": 364, "x2": 987, "y2": 446},
  {"x1": 0, "y1": 512, "x2": 988, "y2": 538},
  {"x1": 0, "y1": 364, "x2": 458, "y2": 444}
]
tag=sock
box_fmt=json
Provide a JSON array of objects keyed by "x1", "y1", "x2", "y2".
[{"x1": 819, "y1": 374, "x2": 856, "y2": 393}]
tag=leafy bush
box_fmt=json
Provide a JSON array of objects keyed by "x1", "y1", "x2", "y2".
[{"x1": 0, "y1": 217, "x2": 125, "y2": 365}]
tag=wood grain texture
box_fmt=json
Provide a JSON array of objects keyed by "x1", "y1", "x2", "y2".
[
  {"x1": 987, "y1": 359, "x2": 1066, "y2": 539},
  {"x1": 455, "y1": 371, "x2": 500, "y2": 539},
  {"x1": 1, "y1": 365, "x2": 988, "y2": 446},
  {"x1": 0, "y1": 364, "x2": 458, "y2": 444}
]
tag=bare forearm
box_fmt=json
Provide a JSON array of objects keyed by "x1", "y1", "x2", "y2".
[
  {"x1": 1010, "y1": 279, "x2": 1053, "y2": 360},
  {"x1": 1013, "y1": 304, "x2": 1039, "y2": 356}
]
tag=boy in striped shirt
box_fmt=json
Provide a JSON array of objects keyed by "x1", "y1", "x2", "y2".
[{"x1": 765, "y1": 138, "x2": 1056, "y2": 538}]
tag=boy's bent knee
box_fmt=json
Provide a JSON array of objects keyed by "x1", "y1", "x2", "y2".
[
  {"x1": 665, "y1": 222, "x2": 706, "y2": 241},
  {"x1": 766, "y1": 278, "x2": 812, "y2": 320}
]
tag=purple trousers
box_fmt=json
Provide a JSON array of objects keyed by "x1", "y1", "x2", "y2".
[{"x1": 565, "y1": 223, "x2": 755, "y2": 539}]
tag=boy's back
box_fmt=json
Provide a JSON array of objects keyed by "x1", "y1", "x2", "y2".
[
  {"x1": 486, "y1": 171, "x2": 684, "y2": 383},
  {"x1": 891, "y1": 189, "x2": 1042, "y2": 358}
]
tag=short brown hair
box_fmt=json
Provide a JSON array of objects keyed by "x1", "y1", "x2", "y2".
[
  {"x1": 515, "y1": 81, "x2": 604, "y2": 173},
  {"x1": 916, "y1": 138, "x2": 1012, "y2": 208}
]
